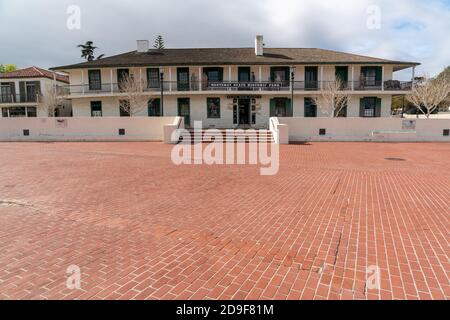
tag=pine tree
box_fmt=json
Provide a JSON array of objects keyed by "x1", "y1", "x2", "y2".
[{"x1": 154, "y1": 35, "x2": 165, "y2": 49}]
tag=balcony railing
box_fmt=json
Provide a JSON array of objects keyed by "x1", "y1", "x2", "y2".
[
  {"x1": 0, "y1": 93, "x2": 41, "y2": 104},
  {"x1": 60, "y1": 80, "x2": 414, "y2": 95}
]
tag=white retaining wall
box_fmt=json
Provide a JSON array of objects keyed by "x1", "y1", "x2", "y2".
[
  {"x1": 278, "y1": 118, "x2": 450, "y2": 142},
  {"x1": 0, "y1": 117, "x2": 180, "y2": 142}
]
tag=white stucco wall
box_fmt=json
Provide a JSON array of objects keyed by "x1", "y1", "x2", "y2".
[
  {"x1": 279, "y1": 117, "x2": 450, "y2": 142},
  {"x1": 0, "y1": 117, "x2": 179, "y2": 141},
  {"x1": 69, "y1": 93, "x2": 394, "y2": 128}
]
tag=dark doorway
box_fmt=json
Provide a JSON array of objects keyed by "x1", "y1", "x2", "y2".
[
  {"x1": 238, "y1": 99, "x2": 250, "y2": 125},
  {"x1": 178, "y1": 98, "x2": 191, "y2": 128}
]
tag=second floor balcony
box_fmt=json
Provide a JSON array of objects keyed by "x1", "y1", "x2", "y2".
[
  {"x1": 0, "y1": 93, "x2": 42, "y2": 104},
  {"x1": 61, "y1": 79, "x2": 414, "y2": 96}
]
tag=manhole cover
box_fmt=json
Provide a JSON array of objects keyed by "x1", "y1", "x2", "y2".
[{"x1": 385, "y1": 158, "x2": 406, "y2": 161}]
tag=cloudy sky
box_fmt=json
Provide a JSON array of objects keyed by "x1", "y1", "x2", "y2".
[{"x1": 0, "y1": 0, "x2": 449, "y2": 79}]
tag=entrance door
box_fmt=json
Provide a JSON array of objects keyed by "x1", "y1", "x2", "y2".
[
  {"x1": 238, "y1": 99, "x2": 250, "y2": 126},
  {"x1": 177, "y1": 68, "x2": 190, "y2": 91},
  {"x1": 178, "y1": 98, "x2": 191, "y2": 128}
]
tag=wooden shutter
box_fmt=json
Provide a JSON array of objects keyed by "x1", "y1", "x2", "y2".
[
  {"x1": 359, "y1": 98, "x2": 365, "y2": 117},
  {"x1": 270, "y1": 99, "x2": 276, "y2": 117},
  {"x1": 218, "y1": 68, "x2": 224, "y2": 82},
  {"x1": 286, "y1": 99, "x2": 293, "y2": 117},
  {"x1": 19, "y1": 82, "x2": 26, "y2": 103},
  {"x1": 375, "y1": 98, "x2": 382, "y2": 117}
]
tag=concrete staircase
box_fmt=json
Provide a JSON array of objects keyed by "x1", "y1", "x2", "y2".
[{"x1": 178, "y1": 129, "x2": 275, "y2": 144}]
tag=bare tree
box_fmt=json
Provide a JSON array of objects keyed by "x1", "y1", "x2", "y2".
[
  {"x1": 118, "y1": 74, "x2": 149, "y2": 116},
  {"x1": 41, "y1": 84, "x2": 65, "y2": 117},
  {"x1": 406, "y1": 75, "x2": 450, "y2": 118},
  {"x1": 312, "y1": 79, "x2": 349, "y2": 118}
]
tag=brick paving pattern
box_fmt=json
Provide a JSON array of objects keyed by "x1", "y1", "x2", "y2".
[{"x1": 0, "y1": 142, "x2": 448, "y2": 300}]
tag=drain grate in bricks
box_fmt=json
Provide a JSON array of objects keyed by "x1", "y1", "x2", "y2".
[{"x1": 385, "y1": 157, "x2": 406, "y2": 161}]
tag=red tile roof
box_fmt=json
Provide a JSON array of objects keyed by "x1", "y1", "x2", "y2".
[{"x1": 0, "y1": 66, "x2": 69, "y2": 84}]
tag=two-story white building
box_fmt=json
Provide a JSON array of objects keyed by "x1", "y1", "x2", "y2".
[
  {"x1": 0, "y1": 67, "x2": 70, "y2": 118},
  {"x1": 52, "y1": 36, "x2": 419, "y2": 128}
]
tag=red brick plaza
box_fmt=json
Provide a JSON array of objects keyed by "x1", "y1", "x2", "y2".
[{"x1": 0, "y1": 142, "x2": 448, "y2": 300}]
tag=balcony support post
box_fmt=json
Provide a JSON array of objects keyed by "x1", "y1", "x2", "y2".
[
  {"x1": 81, "y1": 70, "x2": 85, "y2": 94},
  {"x1": 229, "y1": 66, "x2": 232, "y2": 92},
  {"x1": 139, "y1": 68, "x2": 143, "y2": 91},
  {"x1": 382, "y1": 66, "x2": 385, "y2": 91},
  {"x1": 169, "y1": 68, "x2": 172, "y2": 92},
  {"x1": 199, "y1": 67, "x2": 202, "y2": 92},
  {"x1": 320, "y1": 66, "x2": 324, "y2": 89},
  {"x1": 351, "y1": 66, "x2": 355, "y2": 91},
  {"x1": 110, "y1": 69, "x2": 114, "y2": 94},
  {"x1": 412, "y1": 66, "x2": 416, "y2": 88},
  {"x1": 259, "y1": 66, "x2": 262, "y2": 92}
]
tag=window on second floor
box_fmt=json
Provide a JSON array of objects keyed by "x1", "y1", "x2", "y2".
[
  {"x1": 270, "y1": 67, "x2": 290, "y2": 82},
  {"x1": 203, "y1": 68, "x2": 224, "y2": 82},
  {"x1": 361, "y1": 67, "x2": 382, "y2": 87},
  {"x1": 147, "y1": 68, "x2": 160, "y2": 88},
  {"x1": 0, "y1": 83, "x2": 13, "y2": 103},
  {"x1": 88, "y1": 70, "x2": 102, "y2": 90}
]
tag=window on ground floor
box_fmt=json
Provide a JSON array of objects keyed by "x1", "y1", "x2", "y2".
[
  {"x1": 148, "y1": 99, "x2": 161, "y2": 117},
  {"x1": 304, "y1": 98, "x2": 317, "y2": 117},
  {"x1": 270, "y1": 98, "x2": 292, "y2": 117},
  {"x1": 119, "y1": 100, "x2": 130, "y2": 117},
  {"x1": 360, "y1": 97, "x2": 381, "y2": 117},
  {"x1": 334, "y1": 98, "x2": 348, "y2": 118},
  {"x1": 90, "y1": 101, "x2": 102, "y2": 117},
  {"x1": 207, "y1": 98, "x2": 221, "y2": 118},
  {"x1": 1, "y1": 106, "x2": 37, "y2": 117}
]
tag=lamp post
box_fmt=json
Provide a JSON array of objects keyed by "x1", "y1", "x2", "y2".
[
  {"x1": 160, "y1": 71, "x2": 164, "y2": 116},
  {"x1": 291, "y1": 67, "x2": 296, "y2": 114}
]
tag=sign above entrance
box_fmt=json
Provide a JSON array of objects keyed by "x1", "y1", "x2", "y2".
[
  {"x1": 209, "y1": 82, "x2": 283, "y2": 89},
  {"x1": 227, "y1": 95, "x2": 262, "y2": 100}
]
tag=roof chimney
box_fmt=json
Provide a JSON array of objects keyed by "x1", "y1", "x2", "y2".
[
  {"x1": 255, "y1": 35, "x2": 264, "y2": 56},
  {"x1": 137, "y1": 40, "x2": 149, "y2": 53}
]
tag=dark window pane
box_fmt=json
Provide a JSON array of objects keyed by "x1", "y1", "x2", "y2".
[
  {"x1": 2, "y1": 107, "x2": 8, "y2": 117},
  {"x1": 1, "y1": 85, "x2": 12, "y2": 103},
  {"x1": 203, "y1": 68, "x2": 223, "y2": 83},
  {"x1": 26, "y1": 83, "x2": 37, "y2": 102},
  {"x1": 147, "y1": 68, "x2": 160, "y2": 88},
  {"x1": 119, "y1": 100, "x2": 130, "y2": 117},
  {"x1": 88, "y1": 70, "x2": 102, "y2": 90},
  {"x1": 207, "y1": 98, "x2": 220, "y2": 118},
  {"x1": 90, "y1": 101, "x2": 102, "y2": 117},
  {"x1": 148, "y1": 99, "x2": 161, "y2": 117},
  {"x1": 27, "y1": 107, "x2": 37, "y2": 117},
  {"x1": 9, "y1": 107, "x2": 26, "y2": 117},
  {"x1": 304, "y1": 98, "x2": 317, "y2": 117}
]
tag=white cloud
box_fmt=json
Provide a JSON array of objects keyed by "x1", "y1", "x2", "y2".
[{"x1": 0, "y1": 0, "x2": 448, "y2": 78}]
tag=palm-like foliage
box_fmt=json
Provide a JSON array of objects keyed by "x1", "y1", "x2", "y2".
[{"x1": 77, "y1": 41, "x2": 104, "y2": 61}]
